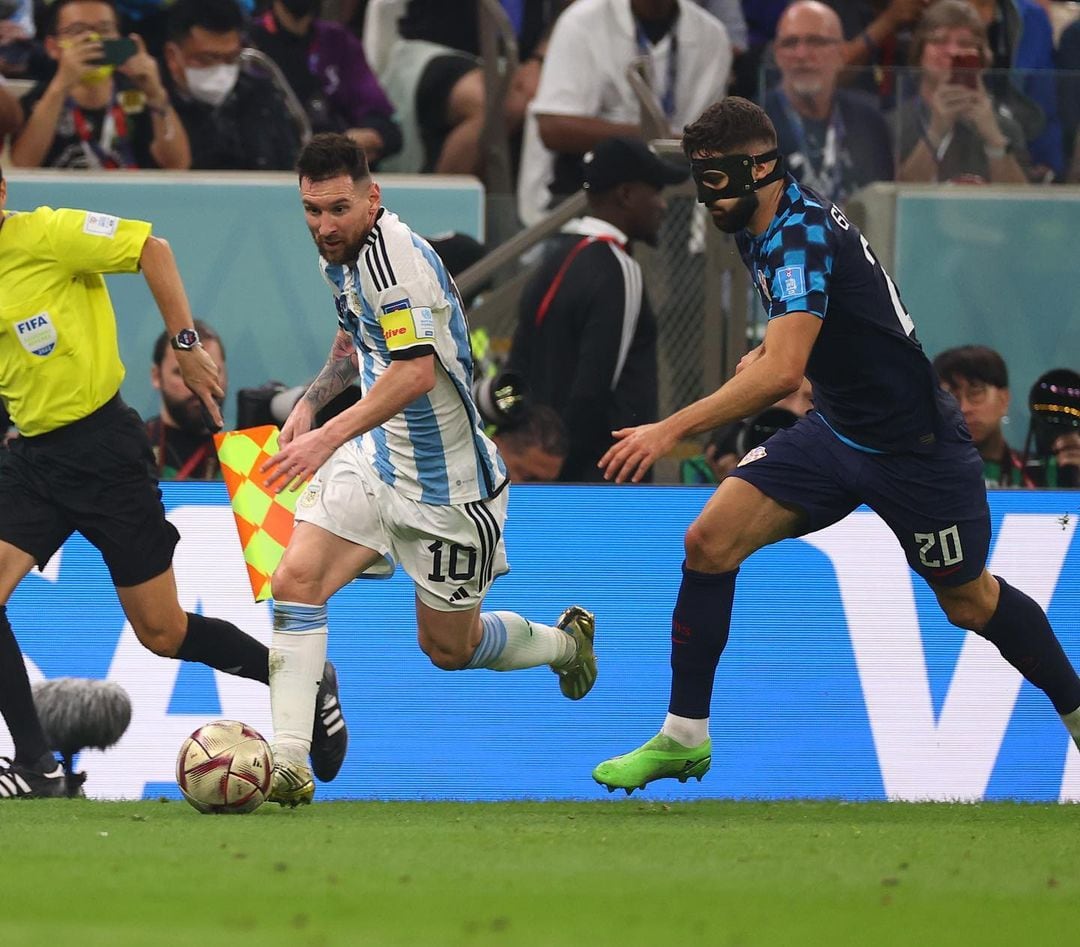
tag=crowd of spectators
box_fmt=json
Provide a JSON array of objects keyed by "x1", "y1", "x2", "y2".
[
  {"x1": 5, "y1": 0, "x2": 1080, "y2": 184},
  {"x1": 1, "y1": 0, "x2": 1078, "y2": 485}
]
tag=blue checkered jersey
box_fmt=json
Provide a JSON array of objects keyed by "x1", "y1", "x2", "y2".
[
  {"x1": 319, "y1": 208, "x2": 507, "y2": 504},
  {"x1": 736, "y1": 177, "x2": 959, "y2": 454}
]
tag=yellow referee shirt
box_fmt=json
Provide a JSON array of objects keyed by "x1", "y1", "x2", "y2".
[{"x1": 0, "y1": 206, "x2": 151, "y2": 436}]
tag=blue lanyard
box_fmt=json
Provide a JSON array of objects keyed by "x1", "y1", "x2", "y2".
[{"x1": 635, "y1": 20, "x2": 678, "y2": 121}]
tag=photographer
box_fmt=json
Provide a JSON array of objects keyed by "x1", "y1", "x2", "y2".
[
  {"x1": 891, "y1": 0, "x2": 1028, "y2": 184},
  {"x1": 933, "y1": 346, "x2": 1080, "y2": 488},
  {"x1": 11, "y1": 0, "x2": 188, "y2": 170}
]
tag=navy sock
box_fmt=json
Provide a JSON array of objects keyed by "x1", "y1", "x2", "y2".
[
  {"x1": 176, "y1": 613, "x2": 270, "y2": 685},
  {"x1": 668, "y1": 564, "x2": 737, "y2": 719},
  {"x1": 978, "y1": 576, "x2": 1080, "y2": 715},
  {"x1": 0, "y1": 606, "x2": 52, "y2": 767}
]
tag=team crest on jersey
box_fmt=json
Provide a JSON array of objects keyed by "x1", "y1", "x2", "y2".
[
  {"x1": 15, "y1": 311, "x2": 57, "y2": 357},
  {"x1": 737, "y1": 445, "x2": 767, "y2": 467},
  {"x1": 776, "y1": 266, "x2": 806, "y2": 301},
  {"x1": 298, "y1": 482, "x2": 321, "y2": 509}
]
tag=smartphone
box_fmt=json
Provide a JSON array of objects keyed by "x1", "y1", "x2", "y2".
[
  {"x1": 98, "y1": 37, "x2": 137, "y2": 67},
  {"x1": 950, "y1": 52, "x2": 982, "y2": 89}
]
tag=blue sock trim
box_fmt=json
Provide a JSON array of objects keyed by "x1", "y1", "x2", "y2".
[
  {"x1": 273, "y1": 600, "x2": 328, "y2": 632},
  {"x1": 466, "y1": 613, "x2": 508, "y2": 669}
]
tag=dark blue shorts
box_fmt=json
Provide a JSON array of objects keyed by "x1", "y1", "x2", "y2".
[{"x1": 728, "y1": 412, "x2": 990, "y2": 587}]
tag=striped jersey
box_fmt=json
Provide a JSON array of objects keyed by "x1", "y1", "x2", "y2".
[{"x1": 320, "y1": 207, "x2": 506, "y2": 505}]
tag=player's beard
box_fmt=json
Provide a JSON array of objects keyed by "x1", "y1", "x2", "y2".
[
  {"x1": 313, "y1": 230, "x2": 367, "y2": 265},
  {"x1": 709, "y1": 193, "x2": 759, "y2": 234},
  {"x1": 164, "y1": 390, "x2": 211, "y2": 435}
]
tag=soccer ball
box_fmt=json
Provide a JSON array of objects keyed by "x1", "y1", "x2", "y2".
[{"x1": 176, "y1": 720, "x2": 272, "y2": 814}]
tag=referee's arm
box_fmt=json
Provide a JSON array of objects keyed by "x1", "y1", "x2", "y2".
[{"x1": 139, "y1": 235, "x2": 225, "y2": 428}]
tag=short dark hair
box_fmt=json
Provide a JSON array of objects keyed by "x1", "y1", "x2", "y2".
[
  {"x1": 682, "y1": 97, "x2": 777, "y2": 159},
  {"x1": 167, "y1": 0, "x2": 244, "y2": 42},
  {"x1": 49, "y1": 0, "x2": 119, "y2": 36},
  {"x1": 296, "y1": 132, "x2": 371, "y2": 185},
  {"x1": 496, "y1": 405, "x2": 569, "y2": 458},
  {"x1": 153, "y1": 319, "x2": 225, "y2": 367},
  {"x1": 933, "y1": 345, "x2": 1009, "y2": 389}
]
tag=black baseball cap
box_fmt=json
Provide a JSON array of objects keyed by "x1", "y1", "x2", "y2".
[{"x1": 582, "y1": 137, "x2": 689, "y2": 193}]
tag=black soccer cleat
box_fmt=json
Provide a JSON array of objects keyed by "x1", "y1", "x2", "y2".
[
  {"x1": 309, "y1": 661, "x2": 348, "y2": 782},
  {"x1": 0, "y1": 756, "x2": 67, "y2": 799}
]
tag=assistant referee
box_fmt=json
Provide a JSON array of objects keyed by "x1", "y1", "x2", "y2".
[{"x1": 0, "y1": 164, "x2": 300, "y2": 798}]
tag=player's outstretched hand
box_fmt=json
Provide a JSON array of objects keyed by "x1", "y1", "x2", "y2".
[
  {"x1": 599, "y1": 421, "x2": 677, "y2": 483},
  {"x1": 261, "y1": 428, "x2": 333, "y2": 494},
  {"x1": 174, "y1": 346, "x2": 225, "y2": 430}
]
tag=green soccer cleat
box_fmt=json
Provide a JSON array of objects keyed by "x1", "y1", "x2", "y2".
[
  {"x1": 268, "y1": 759, "x2": 315, "y2": 808},
  {"x1": 553, "y1": 605, "x2": 597, "y2": 700},
  {"x1": 592, "y1": 733, "x2": 712, "y2": 795}
]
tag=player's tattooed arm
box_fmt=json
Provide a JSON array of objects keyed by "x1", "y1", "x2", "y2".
[{"x1": 302, "y1": 330, "x2": 360, "y2": 412}]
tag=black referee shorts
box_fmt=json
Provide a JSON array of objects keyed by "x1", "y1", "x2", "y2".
[{"x1": 0, "y1": 395, "x2": 180, "y2": 588}]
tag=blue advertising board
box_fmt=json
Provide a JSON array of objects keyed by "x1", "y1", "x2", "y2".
[{"x1": 4, "y1": 485, "x2": 1079, "y2": 802}]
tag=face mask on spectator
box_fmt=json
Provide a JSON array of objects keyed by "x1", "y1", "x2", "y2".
[{"x1": 185, "y1": 63, "x2": 239, "y2": 107}]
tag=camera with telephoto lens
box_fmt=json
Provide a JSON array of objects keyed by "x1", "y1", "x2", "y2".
[{"x1": 1028, "y1": 368, "x2": 1080, "y2": 457}]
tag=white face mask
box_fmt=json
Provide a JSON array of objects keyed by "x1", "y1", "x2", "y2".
[{"x1": 184, "y1": 63, "x2": 240, "y2": 107}]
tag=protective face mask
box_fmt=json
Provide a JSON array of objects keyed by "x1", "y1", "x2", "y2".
[{"x1": 184, "y1": 63, "x2": 239, "y2": 107}]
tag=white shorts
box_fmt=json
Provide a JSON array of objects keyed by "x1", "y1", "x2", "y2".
[{"x1": 294, "y1": 440, "x2": 509, "y2": 611}]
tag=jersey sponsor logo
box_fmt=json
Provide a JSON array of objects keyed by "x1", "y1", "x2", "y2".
[
  {"x1": 756, "y1": 269, "x2": 772, "y2": 302},
  {"x1": 15, "y1": 311, "x2": 58, "y2": 357},
  {"x1": 334, "y1": 294, "x2": 350, "y2": 322},
  {"x1": 83, "y1": 212, "x2": 119, "y2": 238},
  {"x1": 776, "y1": 266, "x2": 806, "y2": 301},
  {"x1": 737, "y1": 445, "x2": 767, "y2": 467}
]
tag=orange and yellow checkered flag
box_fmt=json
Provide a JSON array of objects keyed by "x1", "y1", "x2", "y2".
[{"x1": 213, "y1": 426, "x2": 303, "y2": 602}]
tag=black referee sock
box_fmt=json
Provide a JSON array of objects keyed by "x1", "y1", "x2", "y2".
[
  {"x1": 977, "y1": 576, "x2": 1080, "y2": 715},
  {"x1": 176, "y1": 613, "x2": 270, "y2": 685},
  {"x1": 0, "y1": 606, "x2": 52, "y2": 768},
  {"x1": 667, "y1": 564, "x2": 738, "y2": 719}
]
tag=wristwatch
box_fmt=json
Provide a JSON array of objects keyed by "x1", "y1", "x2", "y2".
[{"x1": 170, "y1": 327, "x2": 200, "y2": 351}]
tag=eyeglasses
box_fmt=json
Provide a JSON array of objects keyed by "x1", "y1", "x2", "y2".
[
  {"x1": 775, "y1": 35, "x2": 841, "y2": 51},
  {"x1": 944, "y1": 381, "x2": 995, "y2": 405},
  {"x1": 57, "y1": 21, "x2": 121, "y2": 39}
]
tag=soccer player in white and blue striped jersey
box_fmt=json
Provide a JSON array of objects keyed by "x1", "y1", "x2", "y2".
[{"x1": 260, "y1": 134, "x2": 597, "y2": 806}]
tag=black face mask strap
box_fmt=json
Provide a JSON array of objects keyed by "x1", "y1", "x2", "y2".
[{"x1": 751, "y1": 149, "x2": 785, "y2": 190}]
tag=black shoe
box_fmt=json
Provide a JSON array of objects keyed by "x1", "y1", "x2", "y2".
[
  {"x1": 309, "y1": 661, "x2": 348, "y2": 782},
  {"x1": 0, "y1": 756, "x2": 67, "y2": 798}
]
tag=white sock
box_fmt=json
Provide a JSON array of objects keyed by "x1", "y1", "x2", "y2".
[
  {"x1": 1061, "y1": 706, "x2": 1080, "y2": 750},
  {"x1": 465, "y1": 611, "x2": 576, "y2": 670},
  {"x1": 661, "y1": 713, "x2": 709, "y2": 747},
  {"x1": 270, "y1": 600, "x2": 328, "y2": 767}
]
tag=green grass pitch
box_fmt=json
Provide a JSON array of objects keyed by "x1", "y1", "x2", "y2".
[{"x1": 1, "y1": 799, "x2": 1075, "y2": 946}]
